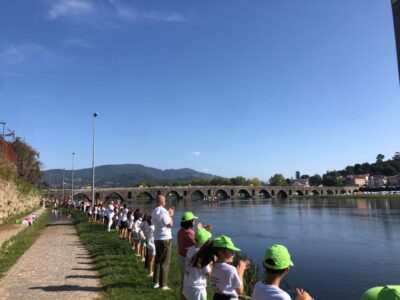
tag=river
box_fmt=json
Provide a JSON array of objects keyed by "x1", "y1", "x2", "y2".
[{"x1": 135, "y1": 198, "x2": 400, "y2": 300}]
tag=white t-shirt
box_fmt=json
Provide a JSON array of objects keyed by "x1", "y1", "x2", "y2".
[
  {"x1": 210, "y1": 262, "x2": 241, "y2": 297},
  {"x1": 120, "y1": 208, "x2": 128, "y2": 222},
  {"x1": 184, "y1": 246, "x2": 211, "y2": 289},
  {"x1": 134, "y1": 219, "x2": 142, "y2": 233},
  {"x1": 151, "y1": 206, "x2": 172, "y2": 240},
  {"x1": 251, "y1": 282, "x2": 291, "y2": 300},
  {"x1": 128, "y1": 215, "x2": 134, "y2": 229},
  {"x1": 145, "y1": 224, "x2": 155, "y2": 250},
  {"x1": 107, "y1": 204, "x2": 114, "y2": 217}
]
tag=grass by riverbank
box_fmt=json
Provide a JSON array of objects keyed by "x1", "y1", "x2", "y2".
[
  {"x1": 65, "y1": 208, "x2": 259, "y2": 299},
  {"x1": 66, "y1": 208, "x2": 181, "y2": 300},
  {"x1": 0, "y1": 209, "x2": 49, "y2": 278}
]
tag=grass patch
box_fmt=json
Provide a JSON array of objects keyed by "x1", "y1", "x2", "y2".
[
  {"x1": 0, "y1": 206, "x2": 40, "y2": 225},
  {"x1": 64, "y1": 208, "x2": 181, "y2": 300},
  {"x1": 0, "y1": 209, "x2": 49, "y2": 278}
]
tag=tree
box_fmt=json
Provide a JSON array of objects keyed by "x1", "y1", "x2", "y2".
[
  {"x1": 376, "y1": 154, "x2": 385, "y2": 163},
  {"x1": 248, "y1": 177, "x2": 261, "y2": 186},
  {"x1": 323, "y1": 175, "x2": 343, "y2": 187},
  {"x1": 269, "y1": 174, "x2": 288, "y2": 186},
  {"x1": 10, "y1": 137, "x2": 42, "y2": 184},
  {"x1": 295, "y1": 171, "x2": 300, "y2": 179},
  {"x1": 230, "y1": 176, "x2": 248, "y2": 186},
  {"x1": 300, "y1": 174, "x2": 310, "y2": 179},
  {"x1": 393, "y1": 152, "x2": 400, "y2": 161},
  {"x1": 309, "y1": 174, "x2": 322, "y2": 186}
]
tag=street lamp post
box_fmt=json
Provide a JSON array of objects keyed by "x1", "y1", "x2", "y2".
[
  {"x1": 92, "y1": 112, "x2": 98, "y2": 206},
  {"x1": 71, "y1": 152, "x2": 75, "y2": 203},
  {"x1": 62, "y1": 168, "x2": 65, "y2": 200}
]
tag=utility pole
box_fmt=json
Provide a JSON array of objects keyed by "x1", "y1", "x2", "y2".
[
  {"x1": 62, "y1": 168, "x2": 65, "y2": 200},
  {"x1": 71, "y1": 152, "x2": 75, "y2": 202},
  {"x1": 92, "y1": 112, "x2": 98, "y2": 206}
]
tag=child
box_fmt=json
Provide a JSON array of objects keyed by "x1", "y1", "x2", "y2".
[
  {"x1": 183, "y1": 228, "x2": 213, "y2": 300},
  {"x1": 251, "y1": 244, "x2": 312, "y2": 300},
  {"x1": 192, "y1": 235, "x2": 249, "y2": 300},
  {"x1": 361, "y1": 286, "x2": 400, "y2": 300},
  {"x1": 119, "y1": 204, "x2": 129, "y2": 239},
  {"x1": 144, "y1": 215, "x2": 156, "y2": 277},
  {"x1": 132, "y1": 210, "x2": 144, "y2": 256},
  {"x1": 140, "y1": 214, "x2": 149, "y2": 263},
  {"x1": 178, "y1": 211, "x2": 198, "y2": 286},
  {"x1": 127, "y1": 210, "x2": 134, "y2": 243}
]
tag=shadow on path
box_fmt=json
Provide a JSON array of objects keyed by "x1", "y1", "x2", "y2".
[{"x1": 29, "y1": 285, "x2": 101, "y2": 292}]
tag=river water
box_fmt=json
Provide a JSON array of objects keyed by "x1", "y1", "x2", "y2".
[{"x1": 136, "y1": 198, "x2": 400, "y2": 300}]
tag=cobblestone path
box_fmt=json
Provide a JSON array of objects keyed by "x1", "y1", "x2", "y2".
[
  {"x1": 0, "y1": 218, "x2": 101, "y2": 300},
  {"x1": 0, "y1": 207, "x2": 46, "y2": 248}
]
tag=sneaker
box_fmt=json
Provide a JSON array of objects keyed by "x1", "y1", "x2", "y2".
[
  {"x1": 147, "y1": 272, "x2": 154, "y2": 277},
  {"x1": 141, "y1": 258, "x2": 145, "y2": 262},
  {"x1": 153, "y1": 283, "x2": 160, "y2": 289},
  {"x1": 161, "y1": 286, "x2": 171, "y2": 291}
]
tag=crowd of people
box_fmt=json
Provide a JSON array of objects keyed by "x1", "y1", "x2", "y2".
[{"x1": 75, "y1": 196, "x2": 399, "y2": 300}]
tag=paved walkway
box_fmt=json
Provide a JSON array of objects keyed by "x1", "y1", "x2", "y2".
[
  {"x1": 0, "y1": 207, "x2": 46, "y2": 248},
  {"x1": 0, "y1": 218, "x2": 101, "y2": 300}
]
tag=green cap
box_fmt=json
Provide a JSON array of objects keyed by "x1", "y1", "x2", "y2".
[
  {"x1": 212, "y1": 235, "x2": 241, "y2": 252},
  {"x1": 195, "y1": 228, "x2": 212, "y2": 244},
  {"x1": 181, "y1": 211, "x2": 198, "y2": 222},
  {"x1": 361, "y1": 286, "x2": 400, "y2": 300},
  {"x1": 263, "y1": 244, "x2": 294, "y2": 270}
]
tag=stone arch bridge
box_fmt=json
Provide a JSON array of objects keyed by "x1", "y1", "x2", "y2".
[{"x1": 48, "y1": 185, "x2": 360, "y2": 205}]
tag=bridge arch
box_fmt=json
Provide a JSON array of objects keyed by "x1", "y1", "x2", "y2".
[
  {"x1": 237, "y1": 189, "x2": 251, "y2": 199},
  {"x1": 258, "y1": 189, "x2": 271, "y2": 199},
  {"x1": 136, "y1": 192, "x2": 154, "y2": 203},
  {"x1": 191, "y1": 190, "x2": 205, "y2": 201},
  {"x1": 74, "y1": 192, "x2": 90, "y2": 201},
  {"x1": 295, "y1": 190, "x2": 304, "y2": 196},
  {"x1": 165, "y1": 190, "x2": 182, "y2": 202},
  {"x1": 215, "y1": 189, "x2": 229, "y2": 200},
  {"x1": 340, "y1": 190, "x2": 347, "y2": 194},
  {"x1": 327, "y1": 189, "x2": 334, "y2": 195},
  {"x1": 311, "y1": 190, "x2": 320, "y2": 196},
  {"x1": 277, "y1": 190, "x2": 288, "y2": 198},
  {"x1": 105, "y1": 192, "x2": 125, "y2": 202}
]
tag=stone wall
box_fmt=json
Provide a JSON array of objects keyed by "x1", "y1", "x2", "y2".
[{"x1": 0, "y1": 178, "x2": 40, "y2": 224}]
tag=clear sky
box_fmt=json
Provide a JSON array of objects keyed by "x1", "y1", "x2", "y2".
[{"x1": 1, "y1": 0, "x2": 400, "y2": 181}]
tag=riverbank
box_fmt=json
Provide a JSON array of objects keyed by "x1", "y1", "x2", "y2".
[{"x1": 0, "y1": 208, "x2": 49, "y2": 278}]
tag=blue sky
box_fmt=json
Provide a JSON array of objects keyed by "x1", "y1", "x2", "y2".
[{"x1": 1, "y1": 0, "x2": 400, "y2": 181}]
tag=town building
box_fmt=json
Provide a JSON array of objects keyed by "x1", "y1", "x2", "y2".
[
  {"x1": 368, "y1": 175, "x2": 387, "y2": 188},
  {"x1": 387, "y1": 175, "x2": 400, "y2": 187},
  {"x1": 346, "y1": 174, "x2": 370, "y2": 187},
  {"x1": 290, "y1": 178, "x2": 309, "y2": 187}
]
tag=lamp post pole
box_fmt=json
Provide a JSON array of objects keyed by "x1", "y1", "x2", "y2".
[
  {"x1": 62, "y1": 168, "x2": 65, "y2": 200},
  {"x1": 92, "y1": 112, "x2": 98, "y2": 206},
  {"x1": 71, "y1": 152, "x2": 75, "y2": 203}
]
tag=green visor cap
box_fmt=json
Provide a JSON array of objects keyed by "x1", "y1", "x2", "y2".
[
  {"x1": 212, "y1": 235, "x2": 241, "y2": 252},
  {"x1": 195, "y1": 228, "x2": 212, "y2": 244},
  {"x1": 263, "y1": 244, "x2": 294, "y2": 270},
  {"x1": 361, "y1": 286, "x2": 400, "y2": 300},
  {"x1": 181, "y1": 211, "x2": 198, "y2": 222}
]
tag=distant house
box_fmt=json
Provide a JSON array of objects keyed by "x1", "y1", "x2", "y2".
[
  {"x1": 291, "y1": 178, "x2": 309, "y2": 187},
  {"x1": 346, "y1": 174, "x2": 369, "y2": 187},
  {"x1": 368, "y1": 175, "x2": 387, "y2": 188},
  {"x1": 387, "y1": 175, "x2": 400, "y2": 187}
]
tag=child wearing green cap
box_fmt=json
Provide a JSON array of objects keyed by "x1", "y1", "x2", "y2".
[
  {"x1": 183, "y1": 228, "x2": 213, "y2": 300},
  {"x1": 361, "y1": 285, "x2": 400, "y2": 300},
  {"x1": 191, "y1": 235, "x2": 249, "y2": 300},
  {"x1": 251, "y1": 244, "x2": 312, "y2": 300},
  {"x1": 178, "y1": 211, "x2": 199, "y2": 299}
]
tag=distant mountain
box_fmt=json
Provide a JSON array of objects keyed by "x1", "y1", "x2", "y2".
[{"x1": 42, "y1": 164, "x2": 217, "y2": 188}]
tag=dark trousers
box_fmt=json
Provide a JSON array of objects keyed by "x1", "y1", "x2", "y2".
[{"x1": 154, "y1": 239, "x2": 171, "y2": 287}]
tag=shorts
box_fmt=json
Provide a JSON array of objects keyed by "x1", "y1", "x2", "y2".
[
  {"x1": 178, "y1": 255, "x2": 186, "y2": 276},
  {"x1": 120, "y1": 221, "x2": 128, "y2": 229},
  {"x1": 183, "y1": 286, "x2": 207, "y2": 300},
  {"x1": 127, "y1": 228, "x2": 132, "y2": 232},
  {"x1": 131, "y1": 231, "x2": 140, "y2": 240},
  {"x1": 140, "y1": 240, "x2": 147, "y2": 247},
  {"x1": 147, "y1": 246, "x2": 156, "y2": 256}
]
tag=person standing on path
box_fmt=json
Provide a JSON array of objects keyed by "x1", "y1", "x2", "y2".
[
  {"x1": 151, "y1": 195, "x2": 174, "y2": 291},
  {"x1": 107, "y1": 200, "x2": 115, "y2": 232}
]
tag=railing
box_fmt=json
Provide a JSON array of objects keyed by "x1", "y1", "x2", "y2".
[{"x1": 0, "y1": 138, "x2": 17, "y2": 165}]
